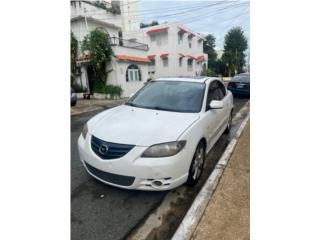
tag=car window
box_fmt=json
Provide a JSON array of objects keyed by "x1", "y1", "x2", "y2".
[
  {"x1": 126, "y1": 81, "x2": 205, "y2": 113},
  {"x1": 206, "y1": 80, "x2": 226, "y2": 110},
  {"x1": 216, "y1": 81, "x2": 226, "y2": 97},
  {"x1": 232, "y1": 75, "x2": 250, "y2": 82}
]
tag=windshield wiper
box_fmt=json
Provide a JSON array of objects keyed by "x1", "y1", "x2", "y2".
[
  {"x1": 125, "y1": 102, "x2": 136, "y2": 107},
  {"x1": 151, "y1": 106, "x2": 176, "y2": 112}
]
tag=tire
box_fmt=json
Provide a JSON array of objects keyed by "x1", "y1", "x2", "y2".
[
  {"x1": 224, "y1": 111, "x2": 233, "y2": 134},
  {"x1": 185, "y1": 141, "x2": 205, "y2": 187}
]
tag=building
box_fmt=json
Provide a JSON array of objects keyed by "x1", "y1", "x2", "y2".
[
  {"x1": 71, "y1": 0, "x2": 150, "y2": 97},
  {"x1": 126, "y1": 23, "x2": 208, "y2": 79},
  {"x1": 71, "y1": 1, "x2": 208, "y2": 97}
]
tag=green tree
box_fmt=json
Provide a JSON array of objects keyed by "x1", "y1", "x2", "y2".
[
  {"x1": 71, "y1": 32, "x2": 78, "y2": 83},
  {"x1": 203, "y1": 34, "x2": 217, "y2": 73},
  {"x1": 213, "y1": 59, "x2": 228, "y2": 77},
  {"x1": 140, "y1": 20, "x2": 159, "y2": 28},
  {"x1": 81, "y1": 28, "x2": 113, "y2": 91},
  {"x1": 222, "y1": 27, "x2": 248, "y2": 76}
]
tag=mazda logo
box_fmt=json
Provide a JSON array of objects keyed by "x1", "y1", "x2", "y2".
[{"x1": 99, "y1": 144, "x2": 109, "y2": 154}]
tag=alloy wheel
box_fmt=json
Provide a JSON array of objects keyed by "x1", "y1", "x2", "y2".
[{"x1": 191, "y1": 147, "x2": 204, "y2": 180}]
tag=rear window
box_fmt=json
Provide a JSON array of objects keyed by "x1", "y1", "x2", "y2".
[{"x1": 232, "y1": 75, "x2": 250, "y2": 82}]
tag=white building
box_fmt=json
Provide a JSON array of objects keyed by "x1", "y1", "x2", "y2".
[
  {"x1": 71, "y1": 1, "x2": 208, "y2": 97},
  {"x1": 71, "y1": 0, "x2": 150, "y2": 97},
  {"x1": 126, "y1": 23, "x2": 208, "y2": 79}
]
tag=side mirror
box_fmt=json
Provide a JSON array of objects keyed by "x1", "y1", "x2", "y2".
[
  {"x1": 209, "y1": 100, "x2": 223, "y2": 109},
  {"x1": 129, "y1": 93, "x2": 134, "y2": 98}
]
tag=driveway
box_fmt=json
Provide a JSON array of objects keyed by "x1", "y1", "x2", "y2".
[{"x1": 71, "y1": 97, "x2": 249, "y2": 240}]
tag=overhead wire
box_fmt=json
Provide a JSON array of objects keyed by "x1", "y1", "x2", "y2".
[{"x1": 82, "y1": 1, "x2": 233, "y2": 21}]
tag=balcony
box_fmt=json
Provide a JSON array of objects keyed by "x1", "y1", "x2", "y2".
[{"x1": 109, "y1": 37, "x2": 149, "y2": 51}]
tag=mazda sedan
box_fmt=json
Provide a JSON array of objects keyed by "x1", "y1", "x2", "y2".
[{"x1": 78, "y1": 77, "x2": 233, "y2": 190}]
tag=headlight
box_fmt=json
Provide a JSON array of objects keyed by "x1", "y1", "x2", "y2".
[
  {"x1": 142, "y1": 141, "x2": 186, "y2": 158},
  {"x1": 81, "y1": 123, "x2": 88, "y2": 139}
]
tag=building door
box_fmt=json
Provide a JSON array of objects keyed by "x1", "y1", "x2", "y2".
[{"x1": 86, "y1": 65, "x2": 95, "y2": 94}]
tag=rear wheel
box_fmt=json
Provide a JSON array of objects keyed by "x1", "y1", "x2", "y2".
[{"x1": 186, "y1": 141, "x2": 205, "y2": 186}]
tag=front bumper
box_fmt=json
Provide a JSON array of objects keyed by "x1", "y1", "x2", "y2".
[{"x1": 78, "y1": 134, "x2": 191, "y2": 191}]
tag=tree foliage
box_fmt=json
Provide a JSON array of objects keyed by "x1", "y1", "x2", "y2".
[
  {"x1": 81, "y1": 28, "x2": 113, "y2": 90},
  {"x1": 140, "y1": 21, "x2": 159, "y2": 28},
  {"x1": 222, "y1": 27, "x2": 248, "y2": 76},
  {"x1": 71, "y1": 32, "x2": 78, "y2": 83},
  {"x1": 203, "y1": 34, "x2": 218, "y2": 72}
]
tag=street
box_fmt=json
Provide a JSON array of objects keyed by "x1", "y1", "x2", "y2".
[{"x1": 71, "y1": 97, "x2": 249, "y2": 240}]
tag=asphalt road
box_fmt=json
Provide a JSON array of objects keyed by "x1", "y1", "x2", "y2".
[{"x1": 71, "y1": 97, "x2": 249, "y2": 240}]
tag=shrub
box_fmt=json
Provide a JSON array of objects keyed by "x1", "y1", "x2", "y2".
[
  {"x1": 94, "y1": 84, "x2": 123, "y2": 98},
  {"x1": 72, "y1": 82, "x2": 83, "y2": 93},
  {"x1": 71, "y1": 32, "x2": 78, "y2": 83},
  {"x1": 105, "y1": 85, "x2": 123, "y2": 98}
]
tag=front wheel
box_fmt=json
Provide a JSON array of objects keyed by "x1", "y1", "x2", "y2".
[
  {"x1": 185, "y1": 141, "x2": 205, "y2": 187},
  {"x1": 224, "y1": 112, "x2": 233, "y2": 134}
]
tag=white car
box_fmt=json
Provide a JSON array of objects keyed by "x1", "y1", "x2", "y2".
[{"x1": 78, "y1": 77, "x2": 233, "y2": 191}]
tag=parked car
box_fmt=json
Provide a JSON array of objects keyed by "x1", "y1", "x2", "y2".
[
  {"x1": 71, "y1": 87, "x2": 77, "y2": 106},
  {"x1": 227, "y1": 73, "x2": 250, "y2": 97},
  {"x1": 78, "y1": 77, "x2": 233, "y2": 191}
]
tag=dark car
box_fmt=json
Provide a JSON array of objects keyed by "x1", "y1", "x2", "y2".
[
  {"x1": 71, "y1": 87, "x2": 77, "y2": 106},
  {"x1": 227, "y1": 73, "x2": 250, "y2": 97}
]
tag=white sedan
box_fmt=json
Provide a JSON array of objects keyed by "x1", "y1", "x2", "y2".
[{"x1": 78, "y1": 77, "x2": 233, "y2": 191}]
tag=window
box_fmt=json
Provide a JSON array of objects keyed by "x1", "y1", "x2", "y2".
[
  {"x1": 187, "y1": 59, "x2": 193, "y2": 71},
  {"x1": 126, "y1": 81, "x2": 206, "y2": 113},
  {"x1": 179, "y1": 58, "x2": 183, "y2": 67},
  {"x1": 156, "y1": 35, "x2": 162, "y2": 46},
  {"x1": 118, "y1": 31, "x2": 123, "y2": 46},
  {"x1": 150, "y1": 35, "x2": 156, "y2": 42},
  {"x1": 126, "y1": 64, "x2": 141, "y2": 82},
  {"x1": 149, "y1": 59, "x2": 155, "y2": 66},
  {"x1": 163, "y1": 58, "x2": 168, "y2": 67},
  {"x1": 188, "y1": 38, "x2": 192, "y2": 48},
  {"x1": 150, "y1": 33, "x2": 168, "y2": 46},
  {"x1": 206, "y1": 80, "x2": 226, "y2": 110},
  {"x1": 178, "y1": 33, "x2": 183, "y2": 44}
]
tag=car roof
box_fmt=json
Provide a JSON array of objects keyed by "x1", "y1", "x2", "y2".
[{"x1": 154, "y1": 76, "x2": 221, "y2": 83}]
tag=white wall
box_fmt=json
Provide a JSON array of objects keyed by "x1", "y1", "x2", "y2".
[
  {"x1": 108, "y1": 61, "x2": 149, "y2": 97},
  {"x1": 120, "y1": 0, "x2": 140, "y2": 32},
  {"x1": 71, "y1": 19, "x2": 119, "y2": 44},
  {"x1": 71, "y1": 1, "x2": 122, "y2": 28},
  {"x1": 126, "y1": 23, "x2": 208, "y2": 78}
]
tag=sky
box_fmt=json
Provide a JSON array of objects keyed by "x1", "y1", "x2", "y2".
[{"x1": 139, "y1": 0, "x2": 250, "y2": 51}]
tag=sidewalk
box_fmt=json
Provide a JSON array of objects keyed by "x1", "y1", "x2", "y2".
[
  {"x1": 191, "y1": 121, "x2": 250, "y2": 240},
  {"x1": 71, "y1": 98, "x2": 127, "y2": 116}
]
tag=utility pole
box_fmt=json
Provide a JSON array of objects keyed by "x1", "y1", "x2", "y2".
[
  {"x1": 83, "y1": 5, "x2": 90, "y2": 96},
  {"x1": 84, "y1": 7, "x2": 88, "y2": 30},
  {"x1": 235, "y1": 48, "x2": 238, "y2": 75}
]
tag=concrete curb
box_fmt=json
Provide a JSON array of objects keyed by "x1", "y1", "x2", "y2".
[
  {"x1": 71, "y1": 106, "x2": 104, "y2": 116},
  {"x1": 171, "y1": 103, "x2": 250, "y2": 240}
]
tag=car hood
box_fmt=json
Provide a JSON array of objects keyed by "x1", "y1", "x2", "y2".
[{"x1": 89, "y1": 105, "x2": 200, "y2": 146}]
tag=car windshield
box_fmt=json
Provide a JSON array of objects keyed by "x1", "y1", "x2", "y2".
[
  {"x1": 126, "y1": 81, "x2": 205, "y2": 113},
  {"x1": 232, "y1": 75, "x2": 250, "y2": 82}
]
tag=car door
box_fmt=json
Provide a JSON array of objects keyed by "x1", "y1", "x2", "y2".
[
  {"x1": 202, "y1": 81, "x2": 224, "y2": 151},
  {"x1": 215, "y1": 80, "x2": 230, "y2": 128}
]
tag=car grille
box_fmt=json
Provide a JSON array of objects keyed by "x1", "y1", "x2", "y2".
[
  {"x1": 91, "y1": 135, "x2": 135, "y2": 160},
  {"x1": 84, "y1": 161, "x2": 135, "y2": 186}
]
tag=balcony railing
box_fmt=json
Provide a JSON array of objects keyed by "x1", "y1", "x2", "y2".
[{"x1": 109, "y1": 37, "x2": 149, "y2": 51}]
